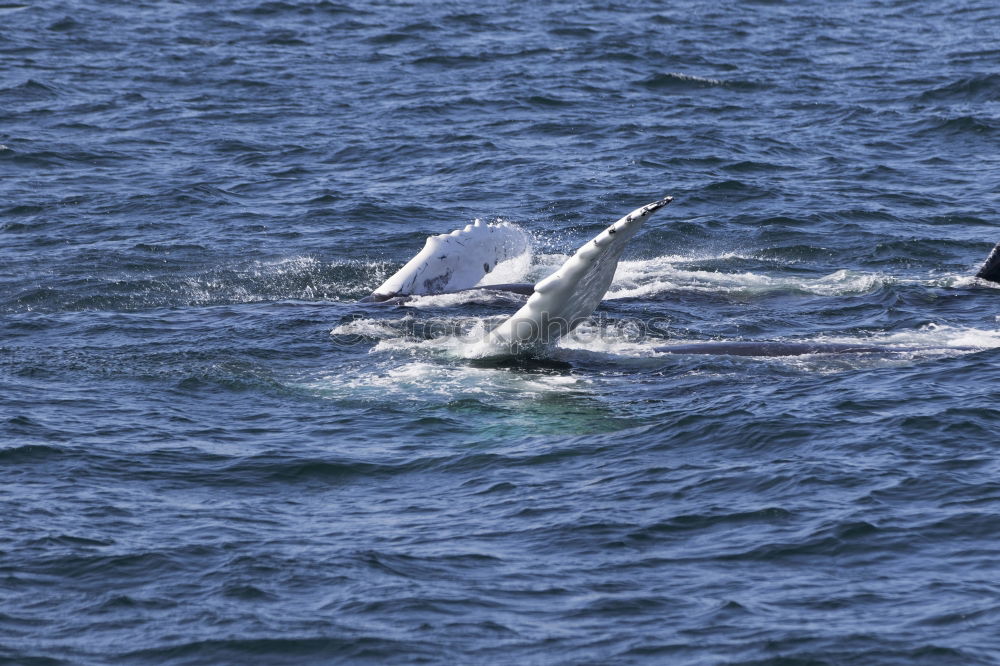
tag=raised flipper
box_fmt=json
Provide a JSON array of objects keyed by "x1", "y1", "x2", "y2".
[
  {"x1": 976, "y1": 242, "x2": 1000, "y2": 285},
  {"x1": 486, "y1": 197, "x2": 673, "y2": 354},
  {"x1": 362, "y1": 219, "x2": 530, "y2": 302}
]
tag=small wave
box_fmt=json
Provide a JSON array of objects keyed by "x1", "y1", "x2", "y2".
[
  {"x1": 916, "y1": 115, "x2": 998, "y2": 136},
  {"x1": 721, "y1": 159, "x2": 794, "y2": 173},
  {"x1": 366, "y1": 30, "x2": 424, "y2": 45},
  {"x1": 4, "y1": 148, "x2": 133, "y2": 168},
  {"x1": 233, "y1": 1, "x2": 364, "y2": 17},
  {"x1": 47, "y1": 16, "x2": 81, "y2": 31},
  {"x1": 639, "y1": 72, "x2": 761, "y2": 91},
  {"x1": 0, "y1": 79, "x2": 58, "y2": 101},
  {"x1": 119, "y1": 636, "x2": 434, "y2": 664},
  {"x1": 410, "y1": 53, "x2": 481, "y2": 68},
  {"x1": 918, "y1": 73, "x2": 1000, "y2": 103},
  {"x1": 689, "y1": 179, "x2": 775, "y2": 203},
  {"x1": 0, "y1": 443, "x2": 65, "y2": 462}
]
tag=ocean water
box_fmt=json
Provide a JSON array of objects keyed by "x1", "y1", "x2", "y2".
[{"x1": 3, "y1": 0, "x2": 1000, "y2": 663}]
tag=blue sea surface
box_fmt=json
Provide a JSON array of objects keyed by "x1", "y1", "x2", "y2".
[{"x1": 3, "y1": 1, "x2": 1000, "y2": 664}]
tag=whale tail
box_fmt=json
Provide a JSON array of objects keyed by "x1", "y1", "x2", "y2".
[
  {"x1": 363, "y1": 218, "x2": 531, "y2": 302},
  {"x1": 976, "y1": 242, "x2": 1000, "y2": 285}
]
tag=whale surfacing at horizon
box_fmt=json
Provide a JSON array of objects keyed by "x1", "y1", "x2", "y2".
[{"x1": 486, "y1": 197, "x2": 673, "y2": 354}]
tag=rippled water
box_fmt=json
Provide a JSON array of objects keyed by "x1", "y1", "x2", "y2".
[{"x1": 3, "y1": 1, "x2": 1000, "y2": 664}]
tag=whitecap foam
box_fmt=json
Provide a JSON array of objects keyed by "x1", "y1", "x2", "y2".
[
  {"x1": 946, "y1": 275, "x2": 1000, "y2": 290},
  {"x1": 606, "y1": 254, "x2": 890, "y2": 299},
  {"x1": 403, "y1": 291, "x2": 501, "y2": 308},
  {"x1": 301, "y1": 360, "x2": 587, "y2": 405},
  {"x1": 333, "y1": 313, "x2": 505, "y2": 357},
  {"x1": 805, "y1": 269, "x2": 888, "y2": 296},
  {"x1": 330, "y1": 317, "x2": 406, "y2": 339},
  {"x1": 555, "y1": 319, "x2": 661, "y2": 358},
  {"x1": 816, "y1": 323, "x2": 1000, "y2": 350},
  {"x1": 668, "y1": 72, "x2": 724, "y2": 85},
  {"x1": 555, "y1": 315, "x2": 1000, "y2": 367}
]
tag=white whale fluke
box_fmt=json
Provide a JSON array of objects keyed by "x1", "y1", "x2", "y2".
[
  {"x1": 486, "y1": 197, "x2": 673, "y2": 354},
  {"x1": 364, "y1": 219, "x2": 530, "y2": 302}
]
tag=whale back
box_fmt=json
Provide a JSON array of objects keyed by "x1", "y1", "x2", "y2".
[
  {"x1": 487, "y1": 197, "x2": 672, "y2": 353},
  {"x1": 368, "y1": 219, "x2": 530, "y2": 300}
]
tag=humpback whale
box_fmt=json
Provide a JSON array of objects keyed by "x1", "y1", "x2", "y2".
[{"x1": 364, "y1": 199, "x2": 997, "y2": 357}]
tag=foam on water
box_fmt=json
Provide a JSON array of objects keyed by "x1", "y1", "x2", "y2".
[
  {"x1": 401, "y1": 291, "x2": 509, "y2": 308},
  {"x1": 330, "y1": 316, "x2": 408, "y2": 340},
  {"x1": 331, "y1": 307, "x2": 1000, "y2": 375},
  {"x1": 819, "y1": 322, "x2": 1000, "y2": 350},
  {"x1": 608, "y1": 255, "x2": 891, "y2": 299},
  {"x1": 303, "y1": 360, "x2": 584, "y2": 405}
]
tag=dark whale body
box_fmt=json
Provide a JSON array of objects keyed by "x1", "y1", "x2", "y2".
[{"x1": 976, "y1": 242, "x2": 1000, "y2": 284}]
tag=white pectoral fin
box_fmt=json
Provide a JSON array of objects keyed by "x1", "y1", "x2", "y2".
[
  {"x1": 487, "y1": 197, "x2": 673, "y2": 353},
  {"x1": 368, "y1": 219, "x2": 530, "y2": 300}
]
